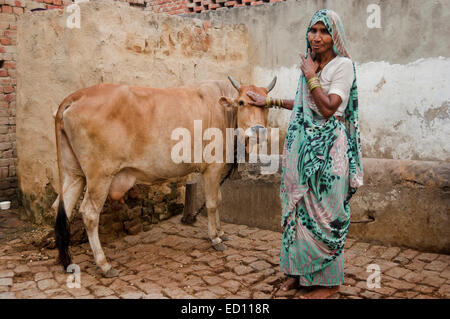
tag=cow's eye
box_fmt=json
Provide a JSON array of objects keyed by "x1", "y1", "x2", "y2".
[{"x1": 238, "y1": 100, "x2": 245, "y2": 106}]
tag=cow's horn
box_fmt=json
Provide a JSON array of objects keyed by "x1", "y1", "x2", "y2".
[
  {"x1": 266, "y1": 76, "x2": 277, "y2": 93},
  {"x1": 227, "y1": 76, "x2": 241, "y2": 91}
]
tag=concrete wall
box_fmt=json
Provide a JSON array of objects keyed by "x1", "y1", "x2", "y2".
[
  {"x1": 16, "y1": 1, "x2": 250, "y2": 224},
  {"x1": 193, "y1": 0, "x2": 450, "y2": 253}
]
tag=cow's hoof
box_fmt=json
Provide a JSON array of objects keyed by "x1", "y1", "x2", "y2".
[
  {"x1": 212, "y1": 243, "x2": 227, "y2": 251},
  {"x1": 181, "y1": 215, "x2": 197, "y2": 225},
  {"x1": 219, "y1": 234, "x2": 229, "y2": 242},
  {"x1": 103, "y1": 268, "x2": 119, "y2": 278}
]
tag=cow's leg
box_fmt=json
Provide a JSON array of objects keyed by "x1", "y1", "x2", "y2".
[
  {"x1": 79, "y1": 179, "x2": 117, "y2": 277},
  {"x1": 215, "y1": 189, "x2": 228, "y2": 242},
  {"x1": 203, "y1": 165, "x2": 226, "y2": 251}
]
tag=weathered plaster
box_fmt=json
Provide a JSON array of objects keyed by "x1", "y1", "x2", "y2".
[
  {"x1": 16, "y1": 1, "x2": 250, "y2": 222},
  {"x1": 255, "y1": 57, "x2": 450, "y2": 161}
]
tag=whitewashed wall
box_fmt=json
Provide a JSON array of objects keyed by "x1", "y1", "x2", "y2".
[{"x1": 254, "y1": 56, "x2": 450, "y2": 162}]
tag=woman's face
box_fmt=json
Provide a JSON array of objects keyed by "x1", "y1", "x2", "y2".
[{"x1": 308, "y1": 22, "x2": 334, "y2": 55}]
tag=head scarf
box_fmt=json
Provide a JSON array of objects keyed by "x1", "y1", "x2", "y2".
[{"x1": 280, "y1": 9, "x2": 363, "y2": 255}]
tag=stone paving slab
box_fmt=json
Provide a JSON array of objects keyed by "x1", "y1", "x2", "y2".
[{"x1": 0, "y1": 215, "x2": 449, "y2": 299}]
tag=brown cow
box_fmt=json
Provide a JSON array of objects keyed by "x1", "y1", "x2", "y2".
[{"x1": 53, "y1": 76, "x2": 276, "y2": 277}]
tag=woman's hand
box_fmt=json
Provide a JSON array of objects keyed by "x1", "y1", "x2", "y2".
[
  {"x1": 247, "y1": 91, "x2": 267, "y2": 108},
  {"x1": 300, "y1": 48, "x2": 319, "y2": 80}
]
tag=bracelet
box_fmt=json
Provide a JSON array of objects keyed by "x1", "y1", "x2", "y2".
[
  {"x1": 309, "y1": 83, "x2": 322, "y2": 92},
  {"x1": 266, "y1": 97, "x2": 284, "y2": 109},
  {"x1": 307, "y1": 76, "x2": 320, "y2": 85},
  {"x1": 307, "y1": 78, "x2": 320, "y2": 86},
  {"x1": 307, "y1": 76, "x2": 321, "y2": 92}
]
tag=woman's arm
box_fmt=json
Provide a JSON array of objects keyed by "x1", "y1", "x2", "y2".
[
  {"x1": 308, "y1": 88, "x2": 342, "y2": 118},
  {"x1": 246, "y1": 91, "x2": 294, "y2": 110},
  {"x1": 301, "y1": 50, "x2": 354, "y2": 119},
  {"x1": 300, "y1": 51, "x2": 342, "y2": 119}
]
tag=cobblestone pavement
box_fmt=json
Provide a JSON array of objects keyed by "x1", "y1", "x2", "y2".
[{"x1": 0, "y1": 214, "x2": 449, "y2": 299}]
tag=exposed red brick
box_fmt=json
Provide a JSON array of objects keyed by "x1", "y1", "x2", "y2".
[
  {"x1": 2, "y1": 5, "x2": 12, "y2": 14},
  {"x1": 12, "y1": 6, "x2": 23, "y2": 15},
  {"x1": 5, "y1": 93, "x2": 15, "y2": 102},
  {"x1": 0, "y1": 79, "x2": 11, "y2": 86},
  {"x1": 169, "y1": 9, "x2": 186, "y2": 14},
  {"x1": 225, "y1": 1, "x2": 237, "y2": 7},
  {"x1": 3, "y1": 62, "x2": 15, "y2": 69},
  {"x1": 2, "y1": 86, "x2": 14, "y2": 94},
  {"x1": 174, "y1": 4, "x2": 187, "y2": 10},
  {"x1": 0, "y1": 38, "x2": 11, "y2": 46},
  {"x1": 47, "y1": 5, "x2": 64, "y2": 9},
  {"x1": 4, "y1": 30, "x2": 16, "y2": 38}
]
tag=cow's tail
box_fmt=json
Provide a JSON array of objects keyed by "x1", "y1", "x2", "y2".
[{"x1": 54, "y1": 94, "x2": 76, "y2": 270}]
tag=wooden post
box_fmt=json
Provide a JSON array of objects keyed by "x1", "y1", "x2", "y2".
[{"x1": 181, "y1": 181, "x2": 197, "y2": 224}]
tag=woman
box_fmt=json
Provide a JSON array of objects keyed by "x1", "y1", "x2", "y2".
[{"x1": 247, "y1": 9, "x2": 363, "y2": 299}]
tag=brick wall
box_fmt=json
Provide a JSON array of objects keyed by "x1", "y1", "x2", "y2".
[
  {"x1": 185, "y1": 0, "x2": 284, "y2": 14},
  {"x1": 0, "y1": 0, "x2": 29, "y2": 205},
  {"x1": 0, "y1": 0, "x2": 285, "y2": 205},
  {"x1": 124, "y1": 0, "x2": 286, "y2": 15}
]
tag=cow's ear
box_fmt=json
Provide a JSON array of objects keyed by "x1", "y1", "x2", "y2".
[{"x1": 219, "y1": 96, "x2": 234, "y2": 109}]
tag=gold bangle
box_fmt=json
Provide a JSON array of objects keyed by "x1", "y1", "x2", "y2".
[
  {"x1": 308, "y1": 82, "x2": 320, "y2": 91},
  {"x1": 277, "y1": 99, "x2": 281, "y2": 108},
  {"x1": 307, "y1": 76, "x2": 319, "y2": 85},
  {"x1": 307, "y1": 79, "x2": 320, "y2": 86},
  {"x1": 266, "y1": 97, "x2": 271, "y2": 108},
  {"x1": 308, "y1": 78, "x2": 320, "y2": 89},
  {"x1": 309, "y1": 83, "x2": 321, "y2": 92}
]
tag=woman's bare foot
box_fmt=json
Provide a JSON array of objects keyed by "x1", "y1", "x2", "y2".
[
  {"x1": 299, "y1": 286, "x2": 340, "y2": 299},
  {"x1": 281, "y1": 277, "x2": 299, "y2": 291}
]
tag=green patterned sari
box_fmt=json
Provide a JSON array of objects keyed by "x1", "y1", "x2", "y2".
[{"x1": 279, "y1": 9, "x2": 364, "y2": 286}]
